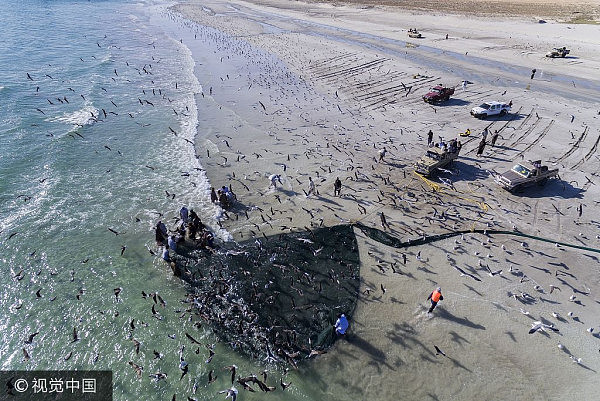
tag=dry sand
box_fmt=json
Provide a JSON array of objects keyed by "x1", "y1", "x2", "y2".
[{"x1": 171, "y1": 0, "x2": 600, "y2": 399}]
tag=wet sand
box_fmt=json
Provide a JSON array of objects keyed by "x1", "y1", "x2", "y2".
[{"x1": 172, "y1": 0, "x2": 600, "y2": 399}]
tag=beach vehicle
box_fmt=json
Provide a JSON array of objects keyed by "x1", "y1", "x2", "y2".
[
  {"x1": 408, "y1": 28, "x2": 422, "y2": 38},
  {"x1": 415, "y1": 142, "x2": 461, "y2": 176},
  {"x1": 422, "y1": 85, "x2": 455, "y2": 103},
  {"x1": 470, "y1": 101, "x2": 511, "y2": 119},
  {"x1": 495, "y1": 160, "x2": 559, "y2": 192},
  {"x1": 546, "y1": 47, "x2": 570, "y2": 58}
]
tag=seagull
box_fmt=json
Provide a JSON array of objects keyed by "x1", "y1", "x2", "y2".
[
  {"x1": 549, "y1": 285, "x2": 561, "y2": 294},
  {"x1": 587, "y1": 327, "x2": 594, "y2": 333},
  {"x1": 434, "y1": 345, "x2": 447, "y2": 357},
  {"x1": 218, "y1": 386, "x2": 238, "y2": 401},
  {"x1": 486, "y1": 265, "x2": 502, "y2": 276},
  {"x1": 529, "y1": 321, "x2": 559, "y2": 334},
  {"x1": 569, "y1": 295, "x2": 576, "y2": 302},
  {"x1": 519, "y1": 308, "x2": 530, "y2": 315},
  {"x1": 552, "y1": 312, "x2": 560, "y2": 318}
]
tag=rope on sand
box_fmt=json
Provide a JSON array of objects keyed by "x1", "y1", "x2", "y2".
[
  {"x1": 353, "y1": 222, "x2": 600, "y2": 254},
  {"x1": 413, "y1": 171, "x2": 489, "y2": 212}
]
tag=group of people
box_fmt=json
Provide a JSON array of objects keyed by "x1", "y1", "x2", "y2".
[
  {"x1": 211, "y1": 185, "x2": 236, "y2": 210},
  {"x1": 155, "y1": 205, "x2": 216, "y2": 266},
  {"x1": 432, "y1": 137, "x2": 462, "y2": 154},
  {"x1": 428, "y1": 131, "x2": 462, "y2": 153},
  {"x1": 476, "y1": 127, "x2": 501, "y2": 156}
]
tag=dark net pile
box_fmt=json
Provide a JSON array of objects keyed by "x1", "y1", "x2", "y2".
[{"x1": 172, "y1": 225, "x2": 360, "y2": 365}]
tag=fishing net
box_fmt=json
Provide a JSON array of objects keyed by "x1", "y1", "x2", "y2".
[{"x1": 170, "y1": 224, "x2": 360, "y2": 365}]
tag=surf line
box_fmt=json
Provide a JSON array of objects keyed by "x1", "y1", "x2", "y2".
[{"x1": 352, "y1": 222, "x2": 600, "y2": 255}]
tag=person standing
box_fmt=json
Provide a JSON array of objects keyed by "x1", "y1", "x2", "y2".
[
  {"x1": 378, "y1": 147, "x2": 387, "y2": 162},
  {"x1": 427, "y1": 130, "x2": 434, "y2": 146},
  {"x1": 155, "y1": 221, "x2": 167, "y2": 246},
  {"x1": 179, "y1": 206, "x2": 189, "y2": 226},
  {"x1": 168, "y1": 235, "x2": 177, "y2": 252},
  {"x1": 269, "y1": 174, "x2": 282, "y2": 188},
  {"x1": 335, "y1": 314, "x2": 349, "y2": 335},
  {"x1": 491, "y1": 130, "x2": 500, "y2": 146},
  {"x1": 307, "y1": 177, "x2": 315, "y2": 197},
  {"x1": 530, "y1": 68, "x2": 537, "y2": 79},
  {"x1": 476, "y1": 138, "x2": 486, "y2": 156},
  {"x1": 334, "y1": 177, "x2": 342, "y2": 196},
  {"x1": 427, "y1": 287, "x2": 444, "y2": 313}
]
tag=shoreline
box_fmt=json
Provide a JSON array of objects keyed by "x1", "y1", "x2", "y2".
[{"x1": 171, "y1": 0, "x2": 600, "y2": 399}]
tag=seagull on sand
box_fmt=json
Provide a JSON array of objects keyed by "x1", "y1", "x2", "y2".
[
  {"x1": 485, "y1": 265, "x2": 502, "y2": 276},
  {"x1": 570, "y1": 356, "x2": 582, "y2": 364},
  {"x1": 434, "y1": 345, "x2": 447, "y2": 357},
  {"x1": 529, "y1": 321, "x2": 559, "y2": 334}
]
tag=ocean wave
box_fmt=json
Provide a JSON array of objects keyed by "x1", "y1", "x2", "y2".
[{"x1": 49, "y1": 104, "x2": 99, "y2": 127}]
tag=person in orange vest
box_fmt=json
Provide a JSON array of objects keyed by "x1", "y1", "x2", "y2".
[{"x1": 427, "y1": 287, "x2": 443, "y2": 313}]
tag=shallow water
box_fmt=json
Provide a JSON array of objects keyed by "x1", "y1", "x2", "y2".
[{"x1": 0, "y1": 1, "x2": 235, "y2": 400}]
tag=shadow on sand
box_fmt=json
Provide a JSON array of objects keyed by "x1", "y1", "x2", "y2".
[{"x1": 436, "y1": 307, "x2": 486, "y2": 330}]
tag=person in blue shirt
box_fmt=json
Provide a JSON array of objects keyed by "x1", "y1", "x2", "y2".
[
  {"x1": 179, "y1": 206, "x2": 189, "y2": 226},
  {"x1": 168, "y1": 235, "x2": 177, "y2": 252},
  {"x1": 335, "y1": 314, "x2": 349, "y2": 335}
]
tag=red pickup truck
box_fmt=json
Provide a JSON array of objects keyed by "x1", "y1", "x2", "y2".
[{"x1": 423, "y1": 85, "x2": 455, "y2": 103}]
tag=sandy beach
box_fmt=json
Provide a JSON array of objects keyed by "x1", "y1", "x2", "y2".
[{"x1": 170, "y1": 0, "x2": 600, "y2": 398}]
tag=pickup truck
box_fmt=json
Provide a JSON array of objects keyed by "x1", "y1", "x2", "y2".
[
  {"x1": 415, "y1": 141, "x2": 461, "y2": 176},
  {"x1": 546, "y1": 47, "x2": 570, "y2": 58},
  {"x1": 495, "y1": 161, "x2": 559, "y2": 191},
  {"x1": 408, "y1": 28, "x2": 422, "y2": 38},
  {"x1": 423, "y1": 85, "x2": 455, "y2": 103},
  {"x1": 471, "y1": 101, "x2": 511, "y2": 119}
]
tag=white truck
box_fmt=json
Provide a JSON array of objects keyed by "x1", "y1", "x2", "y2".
[
  {"x1": 470, "y1": 101, "x2": 511, "y2": 119},
  {"x1": 546, "y1": 47, "x2": 570, "y2": 58}
]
